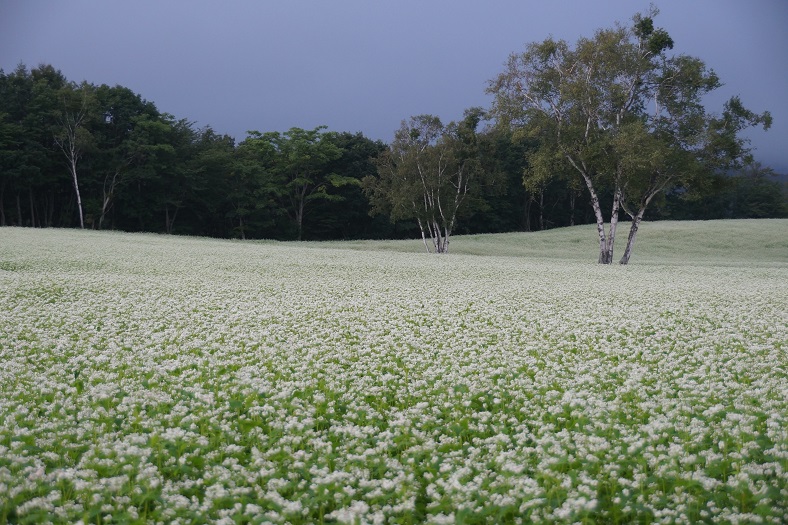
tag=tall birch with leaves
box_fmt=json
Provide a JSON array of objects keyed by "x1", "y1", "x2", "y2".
[
  {"x1": 54, "y1": 82, "x2": 95, "y2": 229},
  {"x1": 365, "y1": 111, "x2": 487, "y2": 254},
  {"x1": 488, "y1": 8, "x2": 771, "y2": 264}
]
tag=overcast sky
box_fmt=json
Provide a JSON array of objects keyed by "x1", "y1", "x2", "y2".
[{"x1": 2, "y1": 1, "x2": 786, "y2": 171}]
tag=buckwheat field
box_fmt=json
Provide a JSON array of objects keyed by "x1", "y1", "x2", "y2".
[{"x1": 1, "y1": 220, "x2": 786, "y2": 524}]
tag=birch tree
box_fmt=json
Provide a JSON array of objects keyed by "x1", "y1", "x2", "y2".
[
  {"x1": 365, "y1": 110, "x2": 487, "y2": 254},
  {"x1": 488, "y1": 8, "x2": 771, "y2": 264},
  {"x1": 54, "y1": 82, "x2": 95, "y2": 229}
]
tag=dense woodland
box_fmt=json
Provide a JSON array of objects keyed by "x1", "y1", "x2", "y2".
[{"x1": 1, "y1": 15, "x2": 786, "y2": 244}]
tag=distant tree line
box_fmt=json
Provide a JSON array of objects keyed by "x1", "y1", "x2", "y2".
[
  {"x1": 1, "y1": 23, "x2": 785, "y2": 247},
  {"x1": 0, "y1": 64, "x2": 397, "y2": 240}
]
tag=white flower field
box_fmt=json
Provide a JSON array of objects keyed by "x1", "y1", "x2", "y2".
[{"x1": 1, "y1": 220, "x2": 786, "y2": 524}]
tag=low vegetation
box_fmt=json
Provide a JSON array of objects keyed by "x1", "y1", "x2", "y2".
[{"x1": 1, "y1": 220, "x2": 786, "y2": 523}]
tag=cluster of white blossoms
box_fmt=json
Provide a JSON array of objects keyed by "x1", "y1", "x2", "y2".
[{"x1": 0, "y1": 228, "x2": 786, "y2": 524}]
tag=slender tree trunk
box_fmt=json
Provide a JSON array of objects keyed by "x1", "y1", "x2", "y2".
[
  {"x1": 619, "y1": 209, "x2": 646, "y2": 265},
  {"x1": 430, "y1": 218, "x2": 449, "y2": 253},
  {"x1": 603, "y1": 186, "x2": 622, "y2": 264},
  {"x1": 416, "y1": 218, "x2": 431, "y2": 253},
  {"x1": 427, "y1": 218, "x2": 438, "y2": 253},
  {"x1": 295, "y1": 197, "x2": 305, "y2": 241},
  {"x1": 583, "y1": 180, "x2": 609, "y2": 264},
  {"x1": 567, "y1": 157, "x2": 609, "y2": 263},
  {"x1": 70, "y1": 156, "x2": 85, "y2": 229},
  {"x1": 524, "y1": 195, "x2": 533, "y2": 232},
  {"x1": 29, "y1": 188, "x2": 36, "y2": 228},
  {"x1": 569, "y1": 191, "x2": 576, "y2": 227},
  {"x1": 239, "y1": 216, "x2": 246, "y2": 240},
  {"x1": 0, "y1": 181, "x2": 5, "y2": 226},
  {"x1": 16, "y1": 193, "x2": 22, "y2": 226},
  {"x1": 421, "y1": 216, "x2": 450, "y2": 254},
  {"x1": 99, "y1": 169, "x2": 120, "y2": 230},
  {"x1": 55, "y1": 87, "x2": 90, "y2": 230},
  {"x1": 165, "y1": 205, "x2": 179, "y2": 234},
  {"x1": 619, "y1": 187, "x2": 661, "y2": 265},
  {"x1": 538, "y1": 190, "x2": 545, "y2": 231}
]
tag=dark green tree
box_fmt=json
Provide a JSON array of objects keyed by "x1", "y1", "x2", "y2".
[
  {"x1": 110, "y1": 113, "x2": 183, "y2": 232},
  {"x1": 0, "y1": 110, "x2": 16, "y2": 226},
  {"x1": 305, "y1": 131, "x2": 388, "y2": 240},
  {"x1": 240, "y1": 126, "x2": 346, "y2": 240},
  {"x1": 727, "y1": 165, "x2": 787, "y2": 218},
  {"x1": 90, "y1": 84, "x2": 160, "y2": 229},
  {"x1": 187, "y1": 127, "x2": 236, "y2": 237},
  {"x1": 0, "y1": 64, "x2": 69, "y2": 227}
]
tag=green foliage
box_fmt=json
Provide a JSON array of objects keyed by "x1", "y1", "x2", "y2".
[
  {"x1": 364, "y1": 110, "x2": 497, "y2": 252},
  {"x1": 305, "y1": 132, "x2": 390, "y2": 240},
  {"x1": 239, "y1": 126, "x2": 345, "y2": 240},
  {"x1": 487, "y1": 7, "x2": 772, "y2": 263},
  {"x1": 0, "y1": 40, "x2": 781, "y2": 243},
  {"x1": 0, "y1": 65, "x2": 393, "y2": 239},
  {"x1": 663, "y1": 163, "x2": 788, "y2": 220}
]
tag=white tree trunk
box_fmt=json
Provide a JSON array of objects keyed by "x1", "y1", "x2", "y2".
[
  {"x1": 416, "y1": 218, "x2": 431, "y2": 253},
  {"x1": 582, "y1": 175, "x2": 610, "y2": 264},
  {"x1": 619, "y1": 186, "x2": 661, "y2": 265},
  {"x1": 69, "y1": 155, "x2": 85, "y2": 229},
  {"x1": 55, "y1": 90, "x2": 90, "y2": 230},
  {"x1": 567, "y1": 157, "x2": 613, "y2": 264},
  {"x1": 619, "y1": 210, "x2": 645, "y2": 265},
  {"x1": 603, "y1": 186, "x2": 622, "y2": 264}
]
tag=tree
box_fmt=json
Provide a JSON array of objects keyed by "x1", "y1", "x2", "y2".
[
  {"x1": 0, "y1": 111, "x2": 16, "y2": 226},
  {"x1": 154, "y1": 116, "x2": 200, "y2": 235},
  {"x1": 458, "y1": 127, "x2": 544, "y2": 234},
  {"x1": 364, "y1": 110, "x2": 489, "y2": 253},
  {"x1": 54, "y1": 81, "x2": 96, "y2": 229},
  {"x1": 111, "y1": 113, "x2": 183, "y2": 232},
  {"x1": 91, "y1": 84, "x2": 160, "y2": 229},
  {"x1": 1, "y1": 64, "x2": 70, "y2": 228},
  {"x1": 306, "y1": 132, "x2": 388, "y2": 240},
  {"x1": 488, "y1": 8, "x2": 771, "y2": 264},
  {"x1": 187, "y1": 126, "x2": 237, "y2": 237},
  {"x1": 241, "y1": 126, "x2": 345, "y2": 240},
  {"x1": 727, "y1": 163, "x2": 788, "y2": 218}
]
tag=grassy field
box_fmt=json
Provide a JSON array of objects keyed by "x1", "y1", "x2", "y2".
[{"x1": 0, "y1": 219, "x2": 786, "y2": 524}]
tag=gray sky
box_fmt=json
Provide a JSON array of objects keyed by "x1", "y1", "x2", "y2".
[{"x1": 2, "y1": 1, "x2": 786, "y2": 172}]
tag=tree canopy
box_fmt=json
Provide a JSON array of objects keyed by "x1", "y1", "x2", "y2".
[
  {"x1": 364, "y1": 110, "x2": 493, "y2": 253},
  {"x1": 487, "y1": 7, "x2": 773, "y2": 263}
]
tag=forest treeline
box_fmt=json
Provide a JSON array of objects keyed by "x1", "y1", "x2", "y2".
[{"x1": 1, "y1": 61, "x2": 786, "y2": 241}]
